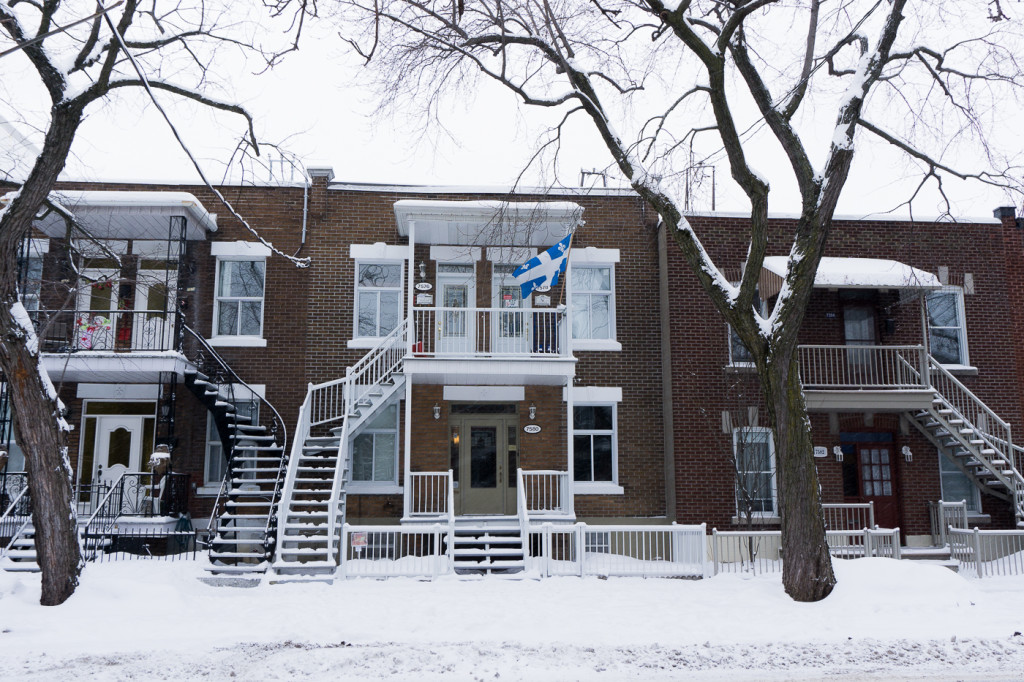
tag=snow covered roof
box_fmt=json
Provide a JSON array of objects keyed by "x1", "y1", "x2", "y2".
[
  {"x1": 13, "y1": 190, "x2": 218, "y2": 240},
  {"x1": 759, "y1": 256, "x2": 942, "y2": 299},
  {"x1": 393, "y1": 200, "x2": 583, "y2": 246}
]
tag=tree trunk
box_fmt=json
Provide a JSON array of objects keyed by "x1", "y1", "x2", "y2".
[
  {"x1": 0, "y1": 102, "x2": 86, "y2": 606},
  {"x1": 762, "y1": 350, "x2": 836, "y2": 602}
]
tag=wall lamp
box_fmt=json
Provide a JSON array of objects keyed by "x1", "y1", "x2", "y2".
[
  {"x1": 419, "y1": 261, "x2": 427, "y2": 280},
  {"x1": 433, "y1": 403, "x2": 441, "y2": 420},
  {"x1": 833, "y1": 446, "x2": 843, "y2": 463},
  {"x1": 528, "y1": 402, "x2": 537, "y2": 420},
  {"x1": 902, "y1": 445, "x2": 913, "y2": 463}
]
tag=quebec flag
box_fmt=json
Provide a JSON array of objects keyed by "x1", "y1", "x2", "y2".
[{"x1": 513, "y1": 233, "x2": 573, "y2": 298}]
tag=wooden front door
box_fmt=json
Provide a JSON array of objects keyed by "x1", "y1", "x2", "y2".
[
  {"x1": 856, "y1": 443, "x2": 899, "y2": 528},
  {"x1": 452, "y1": 414, "x2": 518, "y2": 515}
]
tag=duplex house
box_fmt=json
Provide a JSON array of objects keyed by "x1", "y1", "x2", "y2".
[{"x1": 2, "y1": 168, "x2": 1021, "y2": 577}]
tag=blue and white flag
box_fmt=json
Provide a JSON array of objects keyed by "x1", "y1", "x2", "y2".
[{"x1": 513, "y1": 233, "x2": 573, "y2": 298}]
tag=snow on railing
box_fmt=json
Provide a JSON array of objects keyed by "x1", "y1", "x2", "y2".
[{"x1": 949, "y1": 527, "x2": 1024, "y2": 578}]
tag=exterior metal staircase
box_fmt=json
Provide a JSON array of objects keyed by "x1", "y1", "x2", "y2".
[
  {"x1": 181, "y1": 326, "x2": 289, "y2": 576},
  {"x1": 271, "y1": 321, "x2": 408, "y2": 581},
  {"x1": 907, "y1": 357, "x2": 1024, "y2": 527}
]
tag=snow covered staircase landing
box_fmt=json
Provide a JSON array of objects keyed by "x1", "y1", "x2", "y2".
[
  {"x1": 271, "y1": 321, "x2": 408, "y2": 582},
  {"x1": 907, "y1": 357, "x2": 1024, "y2": 526},
  {"x1": 0, "y1": 523, "x2": 39, "y2": 573},
  {"x1": 450, "y1": 518, "x2": 526, "y2": 576}
]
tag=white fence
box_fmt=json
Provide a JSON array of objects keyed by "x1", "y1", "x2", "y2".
[
  {"x1": 948, "y1": 527, "x2": 1024, "y2": 578},
  {"x1": 928, "y1": 500, "x2": 969, "y2": 546},
  {"x1": 339, "y1": 524, "x2": 450, "y2": 578},
  {"x1": 798, "y1": 345, "x2": 926, "y2": 389},
  {"x1": 822, "y1": 502, "x2": 874, "y2": 531},
  {"x1": 710, "y1": 527, "x2": 902, "y2": 575},
  {"x1": 521, "y1": 470, "x2": 571, "y2": 515},
  {"x1": 408, "y1": 472, "x2": 453, "y2": 517}
]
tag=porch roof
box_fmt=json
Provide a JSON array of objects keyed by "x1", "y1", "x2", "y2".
[
  {"x1": 393, "y1": 200, "x2": 583, "y2": 246},
  {"x1": 20, "y1": 190, "x2": 218, "y2": 240},
  {"x1": 759, "y1": 256, "x2": 942, "y2": 299}
]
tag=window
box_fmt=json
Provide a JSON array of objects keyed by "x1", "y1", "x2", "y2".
[
  {"x1": 17, "y1": 241, "x2": 44, "y2": 312},
  {"x1": 352, "y1": 404, "x2": 398, "y2": 484},
  {"x1": 728, "y1": 326, "x2": 754, "y2": 365},
  {"x1": 573, "y1": 404, "x2": 616, "y2": 483},
  {"x1": 204, "y1": 399, "x2": 258, "y2": 489},
  {"x1": 1, "y1": 387, "x2": 25, "y2": 472},
  {"x1": 356, "y1": 263, "x2": 402, "y2": 338},
  {"x1": 214, "y1": 259, "x2": 265, "y2": 337},
  {"x1": 927, "y1": 287, "x2": 968, "y2": 366},
  {"x1": 733, "y1": 428, "x2": 777, "y2": 517},
  {"x1": 571, "y1": 266, "x2": 614, "y2": 341},
  {"x1": 939, "y1": 450, "x2": 982, "y2": 513}
]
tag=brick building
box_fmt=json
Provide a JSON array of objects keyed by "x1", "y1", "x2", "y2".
[{"x1": 2, "y1": 168, "x2": 1022, "y2": 577}]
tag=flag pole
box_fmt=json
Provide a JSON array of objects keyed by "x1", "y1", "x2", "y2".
[{"x1": 558, "y1": 226, "x2": 577, "y2": 309}]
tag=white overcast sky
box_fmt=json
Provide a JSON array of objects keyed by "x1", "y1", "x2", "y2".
[{"x1": 1, "y1": 5, "x2": 1021, "y2": 221}]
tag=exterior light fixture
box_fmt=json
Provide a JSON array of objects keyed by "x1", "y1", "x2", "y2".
[
  {"x1": 833, "y1": 446, "x2": 844, "y2": 463},
  {"x1": 902, "y1": 445, "x2": 913, "y2": 463},
  {"x1": 419, "y1": 261, "x2": 427, "y2": 280},
  {"x1": 433, "y1": 403, "x2": 441, "y2": 420},
  {"x1": 529, "y1": 402, "x2": 537, "y2": 420}
]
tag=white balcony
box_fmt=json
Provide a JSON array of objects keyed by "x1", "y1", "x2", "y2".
[
  {"x1": 798, "y1": 344, "x2": 935, "y2": 411},
  {"x1": 404, "y1": 307, "x2": 575, "y2": 385}
]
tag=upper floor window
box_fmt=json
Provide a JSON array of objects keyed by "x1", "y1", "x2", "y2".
[
  {"x1": 734, "y1": 427, "x2": 776, "y2": 518},
  {"x1": 356, "y1": 263, "x2": 402, "y2": 338},
  {"x1": 571, "y1": 265, "x2": 614, "y2": 340},
  {"x1": 728, "y1": 326, "x2": 754, "y2": 366},
  {"x1": 215, "y1": 259, "x2": 265, "y2": 337},
  {"x1": 926, "y1": 287, "x2": 968, "y2": 366},
  {"x1": 939, "y1": 450, "x2": 981, "y2": 513}
]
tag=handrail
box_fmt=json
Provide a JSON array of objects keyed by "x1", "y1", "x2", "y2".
[
  {"x1": 1, "y1": 486, "x2": 30, "y2": 555},
  {"x1": 274, "y1": 388, "x2": 312, "y2": 562},
  {"x1": 929, "y1": 357, "x2": 1012, "y2": 431},
  {"x1": 82, "y1": 471, "x2": 128, "y2": 558},
  {"x1": 327, "y1": 380, "x2": 352, "y2": 566},
  {"x1": 516, "y1": 468, "x2": 530, "y2": 563},
  {"x1": 797, "y1": 344, "x2": 927, "y2": 389}
]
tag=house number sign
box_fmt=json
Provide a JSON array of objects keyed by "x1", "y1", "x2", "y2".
[
  {"x1": 415, "y1": 282, "x2": 433, "y2": 291},
  {"x1": 523, "y1": 424, "x2": 542, "y2": 434}
]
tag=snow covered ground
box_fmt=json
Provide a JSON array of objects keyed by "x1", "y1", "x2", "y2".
[{"x1": 1, "y1": 558, "x2": 1023, "y2": 680}]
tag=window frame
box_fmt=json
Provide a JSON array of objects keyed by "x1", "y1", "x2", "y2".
[
  {"x1": 572, "y1": 402, "x2": 619, "y2": 491},
  {"x1": 348, "y1": 404, "x2": 401, "y2": 494},
  {"x1": 732, "y1": 427, "x2": 778, "y2": 520},
  {"x1": 938, "y1": 449, "x2": 982, "y2": 514},
  {"x1": 569, "y1": 263, "x2": 619, "y2": 350},
  {"x1": 352, "y1": 260, "x2": 405, "y2": 344},
  {"x1": 200, "y1": 387, "x2": 263, "y2": 495},
  {"x1": 926, "y1": 286, "x2": 970, "y2": 368},
  {"x1": 210, "y1": 256, "x2": 267, "y2": 347}
]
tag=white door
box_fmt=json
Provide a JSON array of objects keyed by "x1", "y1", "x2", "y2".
[
  {"x1": 94, "y1": 416, "x2": 144, "y2": 487},
  {"x1": 437, "y1": 264, "x2": 475, "y2": 354},
  {"x1": 76, "y1": 269, "x2": 119, "y2": 350},
  {"x1": 492, "y1": 265, "x2": 530, "y2": 354},
  {"x1": 134, "y1": 270, "x2": 177, "y2": 350}
]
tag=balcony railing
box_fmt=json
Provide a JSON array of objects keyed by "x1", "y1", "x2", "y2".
[
  {"x1": 521, "y1": 470, "x2": 571, "y2": 516},
  {"x1": 31, "y1": 309, "x2": 178, "y2": 353},
  {"x1": 798, "y1": 345, "x2": 927, "y2": 390},
  {"x1": 411, "y1": 307, "x2": 566, "y2": 357}
]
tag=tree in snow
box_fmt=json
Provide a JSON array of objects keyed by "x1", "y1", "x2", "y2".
[
  {"x1": 0, "y1": 1, "x2": 271, "y2": 605},
  {"x1": 298, "y1": 0, "x2": 1024, "y2": 600}
]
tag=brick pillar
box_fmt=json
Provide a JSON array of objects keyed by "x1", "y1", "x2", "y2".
[{"x1": 995, "y1": 205, "x2": 1024, "y2": 428}]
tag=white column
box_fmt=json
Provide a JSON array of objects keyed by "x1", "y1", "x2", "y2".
[
  {"x1": 402, "y1": 375, "x2": 413, "y2": 519},
  {"x1": 565, "y1": 378, "x2": 575, "y2": 516},
  {"x1": 407, "y1": 219, "x2": 416, "y2": 354}
]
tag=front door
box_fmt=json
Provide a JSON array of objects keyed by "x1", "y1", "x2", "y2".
[
  {"x1": 452, "y1": 414, "x2": 518, "y2": 515},
  {"x1": 94, "y1": 415, "x2": 145, "y2": 487},
  {"x1": 856, "y1": 443, "x2": 899, "y2": 528}
]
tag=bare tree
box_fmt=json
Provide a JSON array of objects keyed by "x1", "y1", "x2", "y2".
[
  {"x1": 304, "y1": 0, "x2": 1024, "y2": 600},
  {"x1": 0, "y1": 1, "x2": 270, "y2": 605}
]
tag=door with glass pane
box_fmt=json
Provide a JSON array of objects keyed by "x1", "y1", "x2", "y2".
[
  {"x1": 134, "y1": 270, "x2": 177, "y2": 350},
  {"x1": 856, "y1": 444, "x2": 899, "y2": 528},
  {"x1": 437, "y1": 264, "x2": 475, "y2": 354},
  {"x1": 76, "y1": 269, "x2": 119, "y2": 350},
  {"x1": 493, "y1": 285, "x2": 529, "y2": 356},
  {"x1": 94, "y1": 415, "x2": 144, "y2": 487},
  {"x1": 453, "y1": 415, "x2": 517, "y2": 515},
  {"x1": 843, "y1": 303, "x2": 877, "y2": 381}
]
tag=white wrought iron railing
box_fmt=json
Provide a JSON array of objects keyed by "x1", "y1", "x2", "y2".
[
  {"x1": 526, "y1": 522, "x2": 707, "y2": 578},
  {"x1": 822, "y1": 502, "x2": 875, "y2": 531},
  {"x1": 928, "y1": 499, "x2": 969, "y2": 547},
  {"x1": 339, "y1": 523, "x2": 452, "y2": 579},
  {"x1": 411, "y1": 307, "x2": 566, "y2": 357},
  {"x1": 797, "y1": 345, "x2": 927, "y2": 390},
  {"x1": 521, "y1": 470, "x2": 571, "y2": 516},
  {"x1": 710, "y1": 527, "x2": 901, "y2": 575},
  {"x1": 409, "y1": 471, "x2": 453, "y2": 517},
  {"x1": 948, "y1": 527, "x2": 1024, "y2": 578}
]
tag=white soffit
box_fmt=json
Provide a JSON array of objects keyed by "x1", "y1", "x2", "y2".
[
  {"x1": 563, "y1": 386, "x2": 623, "y2": 402},
  {"x1": 394, "y1": 200, "x2": 583, "y2": 247},
  {"x1": 350, "y1": 243, "x2": 407, "y2": 260},
  {"x1": 759, "y1": 256, "x2": 942, "y2": 299},
  {"x1": 12, "y1": 190, "x2": 218, "y2": 240},
  {"x1": 443, "y1": 386, "x2": 525, "y2": 402},
  {"x1": 211, "y1": 241, "x2": 272, "y2": 258}
]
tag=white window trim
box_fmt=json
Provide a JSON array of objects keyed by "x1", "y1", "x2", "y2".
[
  {"x1": 568, "y1": 259, "x2": 620, "y2": 351},
  {"x1": 349, "y1": 405, "x2": 400, "y2": 489},
  {"x1": 350, "y1": 259, "x2": 405, "y2": 347},
  {"x1": 210, "y1": 256, "x2": 267, "y2": 346},
  {"x1": 938, "y1": 450, "x2": 983, "y2": 514},
  {"x1": 573, "y1": 401, "x2": 621, "y2": 493},
  {"x1": 927, "y1": 286, "x2": 970, "y2": 368},
  {"x1": 211, "y1": 241, "x2": 271, "y2": 258},
  {"x1": 732, "y1": 427, "x2": 778, "y2": 520},
  {"x1": 430, "y1": 245, "x2": 481, "y2": 262}
]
